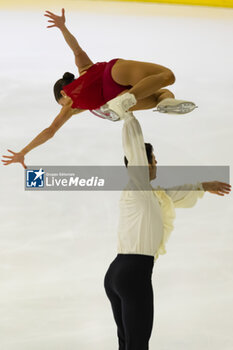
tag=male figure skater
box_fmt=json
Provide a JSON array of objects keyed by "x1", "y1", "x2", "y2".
[{"x1": 104, "y1": 112, "x2": 231, "y2": 350}]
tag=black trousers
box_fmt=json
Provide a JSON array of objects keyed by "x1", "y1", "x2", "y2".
[{"x1": 104, "y1": 253, "x2": 154, "y2": 350}]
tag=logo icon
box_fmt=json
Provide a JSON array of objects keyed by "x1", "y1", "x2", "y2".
[{"x1": 26, "y1": 168, "x2": 45, "y2": 188}]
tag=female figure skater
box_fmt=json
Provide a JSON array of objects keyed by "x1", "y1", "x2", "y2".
[
  {"x1": 1, "y1": 8, "x2": 196, "y2": 169},
  {"x1": 47, "y1": 8, "x2": 196, "y2": 120},
  {"x1": 104, "y1": 111, "x2": 231, "y2": 350}
]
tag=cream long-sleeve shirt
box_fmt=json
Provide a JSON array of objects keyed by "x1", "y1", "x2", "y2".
[{"x1": 117, "y1": 114, "x2": 205, "y2": 262}]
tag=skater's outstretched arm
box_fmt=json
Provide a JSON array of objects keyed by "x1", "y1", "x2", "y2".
[
  {"x1": 165, "y1": 181, "x2": 231, "y2": 207},
  {"x1": 1, "y1": 102, "x2": 85, "y2": 169},
  {"x1": 165, "y1": 182, "x2": 205, "y2": 208},
  {"x1": 122, "y1": 113, "x2": 151, "y2": 191},
  {"x1": 201, "y1": 181, "x2": 231, "y2": 196},
  {"x1": 44, "y1": 8, "x2": 94, "y2": 74}
]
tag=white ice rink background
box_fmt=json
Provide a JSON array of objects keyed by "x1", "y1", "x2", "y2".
[{"x1": 0, "y1": 1, "x2": 233, "y2": 349}]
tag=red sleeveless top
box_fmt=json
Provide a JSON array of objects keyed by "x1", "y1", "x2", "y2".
[{"x1": 62, "y1": 59, "x2": 131, "y2": 110}]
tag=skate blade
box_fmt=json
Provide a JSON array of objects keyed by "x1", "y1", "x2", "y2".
[
  {"x1": 99, "y1": 104, "x2": 120, "y2": 121},
  {"x1": 153, "y1": 103, "x2": 198, "y2": 114}
]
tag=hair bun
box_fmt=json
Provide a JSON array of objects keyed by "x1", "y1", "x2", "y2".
[{"x1": 62, "y1": 72, "x2": 75, "y2": 83}]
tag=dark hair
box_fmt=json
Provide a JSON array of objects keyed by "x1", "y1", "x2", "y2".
[
  {"x1": 124, "y1": 143, "x2": 154, "y2": 168},
  {"x1": 53, "y1": 72, "x2": 75, "y2": 102}
]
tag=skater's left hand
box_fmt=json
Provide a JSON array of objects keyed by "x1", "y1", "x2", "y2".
[
  {"x1": 202, "y1": 181, "x2": 231, "y2": 196},
  {"x1": 1, "y1": 150, "x2": 27, "y2": 169},
  {"x1": 44, "y1": 8, "x2": 66, "y2": 30}
]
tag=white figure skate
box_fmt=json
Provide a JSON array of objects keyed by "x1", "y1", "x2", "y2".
[
  {"x1": 154, "y1": 98, "x2": 198, "y2": 114},
  {"x1": 99, "y1": 92, "x2": 137, "y2": 121},
  {"x1": 90, "y1": 108, "x2": 120, "y2": 121}
]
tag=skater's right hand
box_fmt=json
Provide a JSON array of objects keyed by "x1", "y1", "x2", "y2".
[
  {"x1": 202, "y1": 181, "x2": 231, "y2": 196},
  {"x1": 1, "y1": 150, "x2": 27, "y2": 169},
  {"x1": 44, "y1": 8, "x2": 66, "y2": 30}
]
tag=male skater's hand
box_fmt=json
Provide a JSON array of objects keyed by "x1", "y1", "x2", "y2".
[
  {"x1": 44, "y1": 8, "x2": 66, "y2": 30},
  {"x1": 202, "y1": 181, "x2": 231, "y2": 196},
  {"x1": 1, "y1": 150, "x2": 27, "y2": 169}
]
